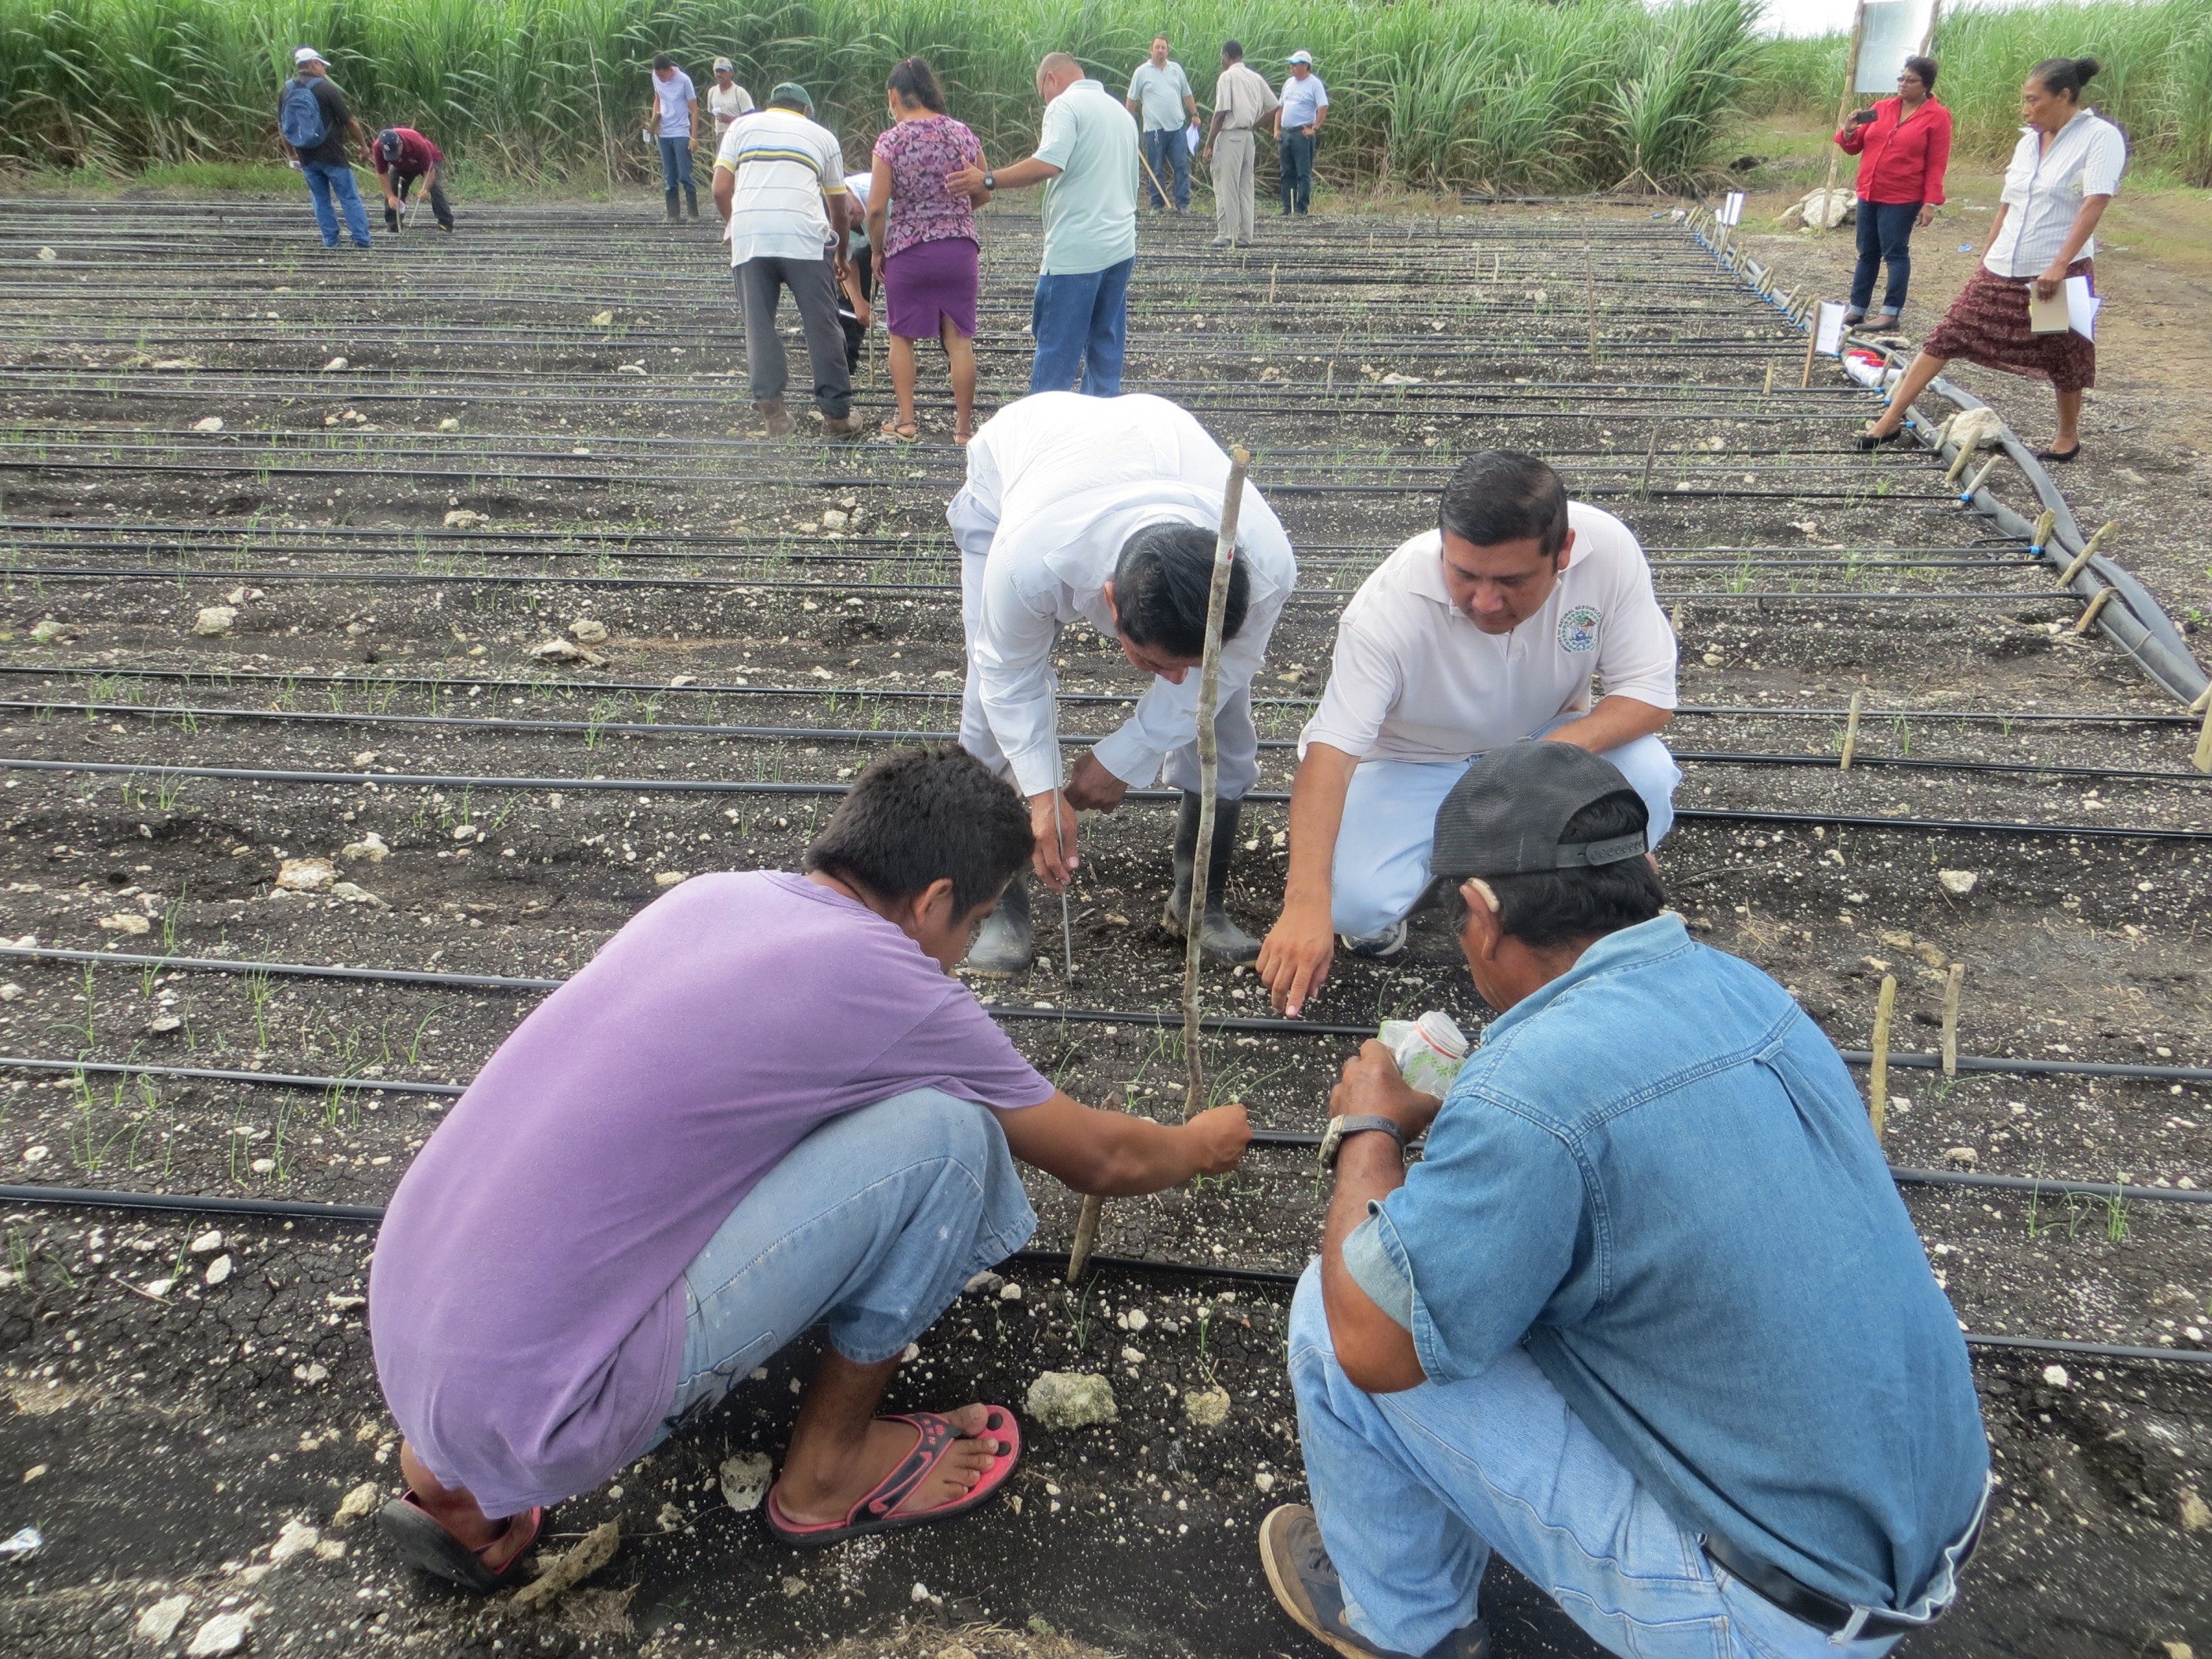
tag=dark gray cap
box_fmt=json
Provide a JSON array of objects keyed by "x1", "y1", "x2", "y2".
[{"x1": 1431, "y1": 743, "x2": 1648, "y2": 878}]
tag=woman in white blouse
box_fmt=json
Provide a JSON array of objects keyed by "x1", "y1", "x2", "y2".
[{"x1": 1859, "y1": 56, "x2": 2124, "y2": 465}]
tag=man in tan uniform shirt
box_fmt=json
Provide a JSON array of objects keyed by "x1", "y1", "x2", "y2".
[{"x1": 1204, "y1": 40, "x2": 1279, "y2": 247}]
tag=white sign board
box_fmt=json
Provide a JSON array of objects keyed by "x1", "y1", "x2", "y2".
[
  {"x1": 1815, "y1": 301, "x2": 1849, "y2": 356},
  {"x1": 1716, "y1": 191, "x2": 1745, "y2": 227},
  {"x1": 1855, "y1": 0, "x2": 1933, "y2": 92}
]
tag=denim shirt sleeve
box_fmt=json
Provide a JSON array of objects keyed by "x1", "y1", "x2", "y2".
[{"x1": 1371, "y1": 1090, "x2": 1588, "y2": 1383}]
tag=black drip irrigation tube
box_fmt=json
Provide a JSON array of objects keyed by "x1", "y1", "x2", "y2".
[{"x1": 0, "y1": 1180, "x2": 2199, "y2": 1370}]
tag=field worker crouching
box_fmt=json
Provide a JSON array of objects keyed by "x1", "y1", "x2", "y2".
[
  {"x1": 950, "y1": 391, "x2": 1296, "y2": 973},
  {"x1": 1265, "y1": 742, "x2": 1990, "y2": 1659},
  {"x1": 370, "y1": 744, "x2": 1251, "y2": 1588},
  {"x1": 1257, "y1": 449, "x2": 1680, "y2": 1017},
  {"x1": 372, "y1": 127, "x2": 453, "y2": 234}
]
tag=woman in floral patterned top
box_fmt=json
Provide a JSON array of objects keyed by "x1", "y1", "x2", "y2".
[{"x1": 866, "y1": 58, "x2": 989, "y2": 442}]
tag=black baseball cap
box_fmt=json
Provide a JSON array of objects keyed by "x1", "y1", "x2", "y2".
[{"x1": 1431, "y1": 743, "x2": 1648, "y2": 878}]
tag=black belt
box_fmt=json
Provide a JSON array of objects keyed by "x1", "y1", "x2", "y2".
[{"x1": 1702, "y1": 1510, "x2": 1982, "y2": 1643}]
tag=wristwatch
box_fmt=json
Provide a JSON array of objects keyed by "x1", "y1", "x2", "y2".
[
  {"x1": 1319, "y1": 1114, "x2": 1405, "y2": 1172},
  {"x1": 983, "y1": 170, "x2": 997, "y2": 192}
]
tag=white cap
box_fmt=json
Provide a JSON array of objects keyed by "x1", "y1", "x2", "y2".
[
  {"x1": 293, "y1": 45, "x2": 325, "y2": 66},
  {"x1": 712, "y1": 57, "x2": 733, "y2": 72},
  {"x1": 1287, "y1": 50, "x2": 1312, "y2": 65}
]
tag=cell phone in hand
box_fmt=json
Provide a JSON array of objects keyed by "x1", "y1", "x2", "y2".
[{"x1": 1850, "y1": 108, "x2": 1878, "y2": 126}]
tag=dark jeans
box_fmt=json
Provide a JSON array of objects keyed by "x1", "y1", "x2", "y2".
[
  {"x1": 734, "y1": 256, "x2": 852, "y2": 417},
  {"x1": 1029, "y1": 256, "x2": 1134, "y2": 397},
  {"x1": 838, "y1": 246, "x2": 875, "y2": 374},
  {"x1": 389, "y1": 171, "x2": 453, "y2": 231},
  {"x1": 1142, "y1": 126, "x2": 1191, "y2": 210},
  {"x1": 1279, "y1": 129, "x2": 1316, "y2": 214},
  {"x1": 1850, "y1": 200, "x2": 1920, "y2": 316},
  {"x1": 658, "y1": 135, "x2": 697, "y2": 215}
]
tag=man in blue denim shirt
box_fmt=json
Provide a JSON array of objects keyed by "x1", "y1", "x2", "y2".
[{"x1": 1262, "y1": 743, "x2": 1988, "y2": 1659}]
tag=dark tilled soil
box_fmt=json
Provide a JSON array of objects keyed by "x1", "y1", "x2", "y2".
[{"x1": 0, "y1": 195, "x2": 2204, "y2": 1659}]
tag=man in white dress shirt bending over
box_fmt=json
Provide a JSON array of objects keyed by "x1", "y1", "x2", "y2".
[
  {"x1": 1257, "y1": 450, "x2": 1680, "y2": 1017},
  {"x1": 950, "y1": 392, "x2": 1296, "y2": 975}
]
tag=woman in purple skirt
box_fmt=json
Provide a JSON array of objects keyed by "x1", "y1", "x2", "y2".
[{"x1": 867, "y1": 58, "x2": 989, "y2": 443}]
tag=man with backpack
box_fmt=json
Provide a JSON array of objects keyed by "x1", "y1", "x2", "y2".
[{"x1": 280, "y1": 47, "x2": 374, "y2": 250}]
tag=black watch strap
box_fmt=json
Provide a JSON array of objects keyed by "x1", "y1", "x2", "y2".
[{"x1": 1321, "y1": 1114, "x2": 1405, "y2": 1171}]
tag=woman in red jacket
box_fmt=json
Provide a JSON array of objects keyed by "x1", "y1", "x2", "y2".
[{"x1": 1834, "y1": 55, "x2": 1951, "y2": 331}]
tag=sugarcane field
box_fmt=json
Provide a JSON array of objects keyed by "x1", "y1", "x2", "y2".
[{"x1": 0, "y1": 2, "x2": 2210, "y2": 1657}]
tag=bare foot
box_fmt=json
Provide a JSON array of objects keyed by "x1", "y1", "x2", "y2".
[{"x1": 774, "y1": 1405, "x2": 1002, "y2": 1525}]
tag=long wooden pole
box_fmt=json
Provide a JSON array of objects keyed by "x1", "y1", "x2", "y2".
[
  {"x1": 1814, "y1": 0, "x2": 1871, "y2": 235},
  {"x1": 1064, "y1": 1089, "x2": 1123, "y2": 1283},
  {"x1": 1182, "y1": 447, "x2": 1251, "y2": 1119}
]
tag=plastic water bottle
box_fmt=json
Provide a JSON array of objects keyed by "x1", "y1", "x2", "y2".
[{"x1": 1377, "y1": 1010, "x2": 1471, "y2": 1098}]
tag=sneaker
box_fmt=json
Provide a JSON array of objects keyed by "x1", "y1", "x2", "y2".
[
  {"x1": 1339, "y1": 920, "x2": 1407, "y2": 960},
  {"x1": 1260, "y1": 1507, "x2": 1489, "y2": 1659}
]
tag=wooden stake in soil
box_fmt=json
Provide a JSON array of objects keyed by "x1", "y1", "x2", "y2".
[
  {"x1": 2057, "y1": 520, "x2": 2117, "y2": 587},
  {"x1": 1840, "y1": 687, "x2": 1864, "y2": 769},
  {"x1": 1814, "y1": 0, "x2": 1871, "y2": 236},
  {"x1": 1958, "y1": 455, "x2": 2001, "y2": 499},
  {"x1": 1869, "y1": 972, "x2": 1898, "y2": 1138},
  {"x1": 2029, "y1": 506, "x2": 2056, "y2": 553},
  {"x1": 1941, "y1": 962, "x2": 1965, "y2": 1077},
  {"x1": 2191, "y1": 687, "x2": 2212, "y2": 775},
  {"x1": 1183, "y1": 446, "x2": 1251, "y2": 1119},
  {"x1": 1800, "y1": 318, "x2": 1820, "y2": 389},
  {"x1": 2072, "y1": 586, "x2": 2119, "y2": 636},
  {"x1": 1065, "y1": 1089, "x2": 1123, "y2": 1283}
]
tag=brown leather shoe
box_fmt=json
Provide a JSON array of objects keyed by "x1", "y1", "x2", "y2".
[
  {"x1": 819, "y1": 411, "x2": 867, "y2": 441},
  {"x1": 755, "y1": 397, "x2": 794, "y2": 438}
]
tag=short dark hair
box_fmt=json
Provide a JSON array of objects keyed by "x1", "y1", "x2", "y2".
[
  {"x1": 1222, "y1": 40, "x2": 1243, "y2": 62},
  {"x1": 1439, "y1": 450, "x2": 1570, "y2": 558},
  {"x1": 652, "y1": 52, "x2": 674, "y2": 70},
  {"x1": 1478, "y1": 791, "x2": 1664, "y2": 948},
  {"x1": 889, "y1": 55, "x2": 946, "y2": 113},
  {"x1": 803, "y1": 744, "x2": 1032, "y2": 916},
  {"x1": 1112, "y1": 521, "x2": 1250, "y2": 658},
  {"x1": 1902, "y1": 55, "x2": 1938, "y2": 91},
  {"x1": 2030, "y1": 55, "x2": 2100, "y2": 100}
]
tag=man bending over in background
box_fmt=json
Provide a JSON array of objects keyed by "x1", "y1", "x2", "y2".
[{"x1": 371, "y1": 745, "x2": 1249, "y2": 1586}]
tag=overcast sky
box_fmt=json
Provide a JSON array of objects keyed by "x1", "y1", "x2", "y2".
[{"x1": 1757, "y1": 0, "x2": 2028, "y2": 37}]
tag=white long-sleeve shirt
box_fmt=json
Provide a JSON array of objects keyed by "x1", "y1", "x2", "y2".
[{"x1": 948, "y1": 392, "x2": 1296, "y2": 797}]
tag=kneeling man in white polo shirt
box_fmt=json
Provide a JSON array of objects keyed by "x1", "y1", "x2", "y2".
[{"x1": 1257, "y1": 450, "x2": 1680, "y2": 1017}]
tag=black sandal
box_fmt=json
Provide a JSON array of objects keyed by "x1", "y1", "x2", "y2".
[
  {"x1": 378, "y1": 1492, "x2": 544, "y2": 1593},
  {"x1": 2037, "y1": 443, "x2": 2081, "y2": 465},
  {"x1": 1856, "y1": 423, "x2": 1908, "y2": 451}
]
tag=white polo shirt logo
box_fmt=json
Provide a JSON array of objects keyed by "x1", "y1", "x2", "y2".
[{"x1": 1558, "y1": 605, "x2": 1601, "y2": 653}]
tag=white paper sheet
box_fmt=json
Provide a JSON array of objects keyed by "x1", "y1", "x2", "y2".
[
  {"x1": 2064, "y1": 274, "x2": 2101, "y2": 340},
  {"x1": 1717, "y1": 191, "x2": 1745, "y2": 227},
  {"x1": 1815, "y1": 301, "x2": 1848, "y2": 356}
]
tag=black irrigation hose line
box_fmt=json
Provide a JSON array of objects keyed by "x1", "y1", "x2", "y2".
[
  {"x1": 14, "y1": 701, "x2": 2204, "y2": 788},
  {"x1": 11, "y1": 947, "x2": 2212, "y2": 1092},
  {"x1": 0, "y1": 1184, "x2": 2201, "y2": 1369}
]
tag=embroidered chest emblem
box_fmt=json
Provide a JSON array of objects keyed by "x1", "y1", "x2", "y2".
[{"x1": 1557, "y1": 605, "x2": 1601, "y2": 653}]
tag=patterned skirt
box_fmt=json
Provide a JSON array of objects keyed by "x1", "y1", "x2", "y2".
[{"x1": 1922, "y1": 258, "x2": 2096, "y2": 392}]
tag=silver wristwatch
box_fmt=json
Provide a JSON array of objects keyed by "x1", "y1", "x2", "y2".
[{"x1": 1320, "y1": 1114, "x2": 1405, "y2": 1172}]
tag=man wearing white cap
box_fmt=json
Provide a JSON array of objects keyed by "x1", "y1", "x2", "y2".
[
  {"x1": 707, "y1": 58, "x2": 754, "y2": 138},
  {"x1": 278, "y1": 47, "x2": 374, "y2": 250},
  {"x1": 1274, "y1": 51, "x2": 1328, "y2": 216}
]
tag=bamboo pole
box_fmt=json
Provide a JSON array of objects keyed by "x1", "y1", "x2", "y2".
[
  {"x1": 2058, "y1": 520, "x2": 2117, "y2": 586},
  {"x1": 1182, "y1": 448, "x2": 1251, "y2": 1119},
  {"x1": 1941, "y1": 963, "x2": 1964, "y2": 1076},
  {"x1": 1814, "y1": 1, "x2": 1872, "y2": 235},
  {"x1": 1870, "y1": 972, "x2": 1898, "y2": 1137},
  {"x1": 1064, "y1": 1089, "x2": 1123, "y2": 1283},
  {"x1": 1800, "y1": 318, "x2": 1821, "y2": 388},
  {"x1": 1840, "y1": 687, "x2": 1865, "y2": 769}
]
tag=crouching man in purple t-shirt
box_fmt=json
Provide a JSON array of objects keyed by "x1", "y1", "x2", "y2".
[{"x1": 369, "y1": 744, "x2": 1251, "y2": 1589}]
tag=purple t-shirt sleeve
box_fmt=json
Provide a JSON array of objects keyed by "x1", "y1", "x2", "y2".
[{"x1": 873, "y1": 980, "x2": 1055, "y2": 1112}]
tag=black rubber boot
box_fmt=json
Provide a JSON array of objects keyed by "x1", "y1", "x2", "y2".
[
  {"x1": 1162, "y1": 792, "x2": 1261, "y2": 964},
  {"x1": 965, "y1": 880, "x2": 1033, "y2": 976},
  {"x1": 683, "y1": 183, "x2": 698, "y2": 219},
  {"x1": 664, "y1": 190, "x2": 680, "y2": 221}
]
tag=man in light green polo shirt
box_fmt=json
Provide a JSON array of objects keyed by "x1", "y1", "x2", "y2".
[{"x1": 950, "y1": 52, "x2": 1138, "y2": 397}]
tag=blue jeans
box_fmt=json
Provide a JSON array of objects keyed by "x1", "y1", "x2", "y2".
[
  {"x1": 658, "y1": 135, "x2": 696, "y2": 209},
  {"x1": 1288, "y1": 1265, "x2": 1902, "y2": 1659},
  {"x1": 301, "y1": 161, "x2": 371, "y2": 248},
  {"x1": 1142, "y1": 127, "x2": 1191, "y2": 209},
  {"x1": 1279, "y1": 130, "x2": 1316, "y2": 214},
  {"x1": 1850, "y1": 201, "x2": 1919, "y2": 316},
  {"x1": 1330, "y1": 718, "x2": 1681, "y2": 939},
  {"x1": 651, "y1": 1088, "x2": 1035, "y2": 1440},
  {"x1": 1029, "y1": 256, "x2": 1134, "y2": 397}
]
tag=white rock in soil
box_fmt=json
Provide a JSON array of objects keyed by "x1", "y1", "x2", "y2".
[
  {"x1": 329, "y1": 882, "x2": 388, "y2": 908},
  {"x1": 267, "y1": 1519, "x2": 320, "y2": 1564},
  {"x1": 1254, "y1": 1470, "x2": 1276, "y2": 1493},
  {"x1": 340, "y1": 830, "x2": 389, "y2": 863},
  {"x1": 1123, "y1": 1308, "x2": 1148, "y2": 1332},
  {"x1": 1937, "y1": 870, "x2": 1978, "y2": 897},
  {"x1": 21, "y1": 1146, "x2": 50, "y2": 1165},
  {"x1": 820, "y1": 509, "x2": 848, "y2": 529},
  {"x1": 1025, "y1": 1371, "x2": 1118, "y2": 1431},
  {"x1": 185, "y1": 1608, "x2": 255, "y2": 1656},
  {"x1": 590, "y1": 310, "x2": 615, "y2": 326},
  {"x1": 1120, "y1": 1347, "x2": 1145, "y2": 1365},
  {"x1": 1943, "y1": 1146, "x2": 1977, "y2": 1166},
  {"x1": 964, "y1": 1271, "x2": 1004, "y2": 1295},
  {"x1": 1183, "y1": 1386, "x2": 1232, "y2": 1429},
  {"x1": 320, "y1": 356, "x2": 348, "y2": 372},
  {"x1": 193, "y1": 605, "x2": 237, "y2": 637},
  {"x1": 142, "y1": 1277, "x2": 174, "y2": 1299},
  {"x1": 2042, "y1": 1364, "x2": 2071, "y2": 1388},
  {"x1": 718, "y1": 1450, "x2": 774, "y2": 1514},
  {"x1": 437, "y1": 417, "x2": 461, "y2": 431},
  {"x1": 193, "y1": 416, "x2": 224, "y2": 433},
  {"x1": 189, "y1": 1228, "x2": 223, "y2": 1254},
  {"x1": 204, "y1": 1254, "x2": 233, "y2": 1287},
  {"x1": 2180, "y1": 1488, "x2": 2210, "y2": 1531},
  {"x1": 149, "y1": 1014, "x2": 183, "y2": 1034},
  {"x1": 100, "y1": 912, "x2": 152, "y2": 934},
  {"x1": 292, "y1": 1361, "x2": 328, "y2": 1384},
  {"x1": 29, "y1": 619, "x2": 67, "y2": 644},
  {"x1": 570, "y1": 618, "x2": 610, "y2": 644},
  {"x1": 136, "y1": 1594, "x2": 192, "y2": 1642},
  {"x1": 442, "y1": 508, "x2": 485, "y2": 529},
  {"x1": 910, "y1": 1582, "x2": 932, "y2": 1603},
  {"x1": 36, "y1": 246, "x2": 57, "y2": 261},
  {"x1": 653, "y1": 871, "x2": 687, "y2": 886},
  {"x1": 527, "y1": 638, "x2": 607, "y2": 666},
  {"x1": 0, "y1": 984, "x2": 20, "y2": 1001},
  {"x1": 998, "y1": 1281, "x2": 1022, "y2": 1301},
  {"x1": 331, "y1": 1481, "x2": 382, "y2": 1529},
  {"x1": 275, "y1": 857, "x2": 335, "y2": 893}
]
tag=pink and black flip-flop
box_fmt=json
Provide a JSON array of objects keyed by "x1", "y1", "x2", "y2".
[
  {"x1": 378, "y1": 1491, "x2": 545, "y2": 1593},
  {"x1": 763, "y1": 1407, "x2": 1021, "y2": 1548}
]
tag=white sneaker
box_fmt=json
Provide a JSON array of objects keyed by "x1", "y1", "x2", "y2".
[{"x1": 1338, "y1": 920, "x2": 1407, "y2": 960}]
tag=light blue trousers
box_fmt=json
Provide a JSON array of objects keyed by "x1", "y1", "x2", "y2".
[
  {"x1": 1330, "y1": 720, "x2": 1681, "y2": 940},
  {"x1": 650, "y1": 1088, "x2": 1036, "y2": 1443},
  {"x1": 1288, "y1": 1265, "x2": 1904, "y2": 1659}
]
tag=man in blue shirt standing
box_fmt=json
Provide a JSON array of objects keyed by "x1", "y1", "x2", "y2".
[
  {"x1": 1264, "y1": 742, "x2": 1988, "y2": 1659},
  {"x1": 1275, "y1": 52, "x2": 1328, "y2": 216}
]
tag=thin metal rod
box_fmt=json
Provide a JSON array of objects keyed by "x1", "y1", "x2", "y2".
[{"x1": 1184, "y1": 446, "x2": 1251, "y2": 1119}]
